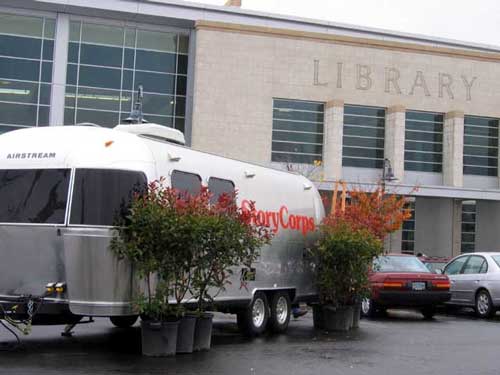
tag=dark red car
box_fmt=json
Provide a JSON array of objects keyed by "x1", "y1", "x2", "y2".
[
  {"x1": 418, "y1": 255, "x2": 450, "y2": 274},
  {"x1": 361, "y1": 254, "x2": 451, "y2": 319}
]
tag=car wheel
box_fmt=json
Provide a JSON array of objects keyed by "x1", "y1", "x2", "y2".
[
  {"x1": 110, "y1": 315, "x2": 138, "y2": 328},
  {"x1": 421, "y1": 306, "x2": 436, "y2": 320},
  {"x1": 267, "y1": 292, "x2": 291, "y2": 334},
  {"x1": 361, "y1": 298, "x2": 377, "y2": 318},
  {"x1": 237, "y1": 291, "x2": 269, "y2": 336},
  {"x1": 475, "y1": 290, "x2": 495, "y2": 319}
]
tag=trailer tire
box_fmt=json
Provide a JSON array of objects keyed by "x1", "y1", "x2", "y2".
[
  {"x1": 110, "y1": 315, "x2": 138, "y2": 328},
  {"x1": 237, "y1": 291, "x2": 269, "y2": 337},
  {"x1": 267, "y1": 292, "x2": 291, "y2": 334}
]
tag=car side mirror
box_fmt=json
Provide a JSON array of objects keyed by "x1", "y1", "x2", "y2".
[{"x1": 434, "y1": 269, "x2": 443, "y2": 274}]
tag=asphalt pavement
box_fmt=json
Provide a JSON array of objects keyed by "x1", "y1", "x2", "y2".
[{"x1": 0, "y1": 309, "x2": 498, "y2": 375}]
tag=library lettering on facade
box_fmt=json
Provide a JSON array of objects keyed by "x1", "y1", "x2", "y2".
[{"x1": 2, "y1": 0, "x2": 500, "y2": 258}]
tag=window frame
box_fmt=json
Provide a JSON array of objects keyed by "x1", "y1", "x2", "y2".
[
  {"x1": 444, "y1": 255, "x2": 470, "y2": 275},
  {"x1": 271, "y1": 98, "x2": 325, "y2": 165},
  {"x1": 170, "y1": 169, "x2": 202, "y2": 198},
  {"x1": 207, "y1": 177, "x2": 235, "y2": 204},
  {"x1": 404, "y1": 110, "x2": 444, "y2": 173},
  {"x1": 461, "y1": 255, "x2": 488, "y2": 275},
  {"x1": 64, "y1": 17, "x2": 189, "y2": 131},
  {"x1": 342, "y1": 104, "x2": 386, "y2": 169},
  {"x1": 0, "y1": 168, "x2": 72, "y2": 226},
  {"x1": 67, "y1": 167, "x2": 148, "y2": 228}
]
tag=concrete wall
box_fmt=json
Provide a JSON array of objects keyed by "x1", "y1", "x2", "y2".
[
  {"x1": 414, "y1": 198, "x2": 454, "y2": 257},
  {"x1": 475, "y1": 201, "x2": 500, "y2": 252}
]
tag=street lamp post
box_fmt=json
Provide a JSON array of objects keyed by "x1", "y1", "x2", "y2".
[{"x1": 381, "y1": 158, "x2": 398, "y2": 191}]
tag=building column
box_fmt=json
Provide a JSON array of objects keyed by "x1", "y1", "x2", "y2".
[
  {"x1": 451, "y1": 199, "x2": 462, "y2": 257},
  {"x1": 322, "y1": 100, "x2": 344, "y2": 181},
  {"x1": 385, "y1": 230, "x2": 403, "y2": 254},
  {"x1": 414, "y1": 197, "x2": 454, "y2": 258},
  {"x1": 384, "y1": 105, "x2": 405, "y2": 181},
  {"x1": 475, "y1": 201, "x2": 500, "y2": 252},
  {"x1": 49, "y1": 13, "x2": 70, "y2": 126},
  {"x1": 443, "y1": 111, "x2": 464, "y2": 187}
]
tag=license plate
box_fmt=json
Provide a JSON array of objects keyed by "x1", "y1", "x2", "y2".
[{"x1": 412, "y1": 282, "x2": 426, "y2": 291}]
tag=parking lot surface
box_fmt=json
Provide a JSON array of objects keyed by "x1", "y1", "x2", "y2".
[{"x1": 0, "y1": 309, "x2": 498, "y2": 375}]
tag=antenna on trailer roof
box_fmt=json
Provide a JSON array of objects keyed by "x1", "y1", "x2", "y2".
[{"x1": 123, "y1": 85, "x2": 148, "y2": 124}]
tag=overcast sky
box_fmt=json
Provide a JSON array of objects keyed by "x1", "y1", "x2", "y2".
[{"x1": 193, "y1": 0, "x2": 500, "y2": 48}]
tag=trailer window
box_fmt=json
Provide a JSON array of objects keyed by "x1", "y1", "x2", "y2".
[
  {"x1": 208, "y1": 177, "x2": 235, "y2": 204},
  {"x1": 171, "y1": 170, "x2": 202, "y2": 197},
  {"x1": 0, "y1": 169, "x2": 70, "y2": 224},
  {"x1": 70, "y1": 169, "x2": 147, "y2": 226}
]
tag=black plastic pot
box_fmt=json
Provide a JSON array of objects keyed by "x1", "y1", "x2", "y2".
[
  {"x1": 313, "y1": 305, "x2": 354, "y2": 331},
  {"x1": 323, "y1": 305, "x2": 353, "y2": 331},
  {"x1": 351, "y1": 303, "x2": 361, "y2": 329},
  {"x1": 141, "y1": 319, "x2": 179, "y2": 357},
  {"x1": 176, "y1": 314, "x2": 197, "y2": 354},
  {"x1": 193, "y1": 312, "x2": 213, "y2": 352},
  {"x1": 312, "y1": 304, "x2": 324, "y2": 329}
]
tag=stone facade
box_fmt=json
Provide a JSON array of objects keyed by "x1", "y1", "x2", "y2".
[
  {"x1": 191, "y1": 22, "x2": 500, "y2": 256},
  {"x1": 192, "y1": 22, "x2": 500, "y2": 173}
]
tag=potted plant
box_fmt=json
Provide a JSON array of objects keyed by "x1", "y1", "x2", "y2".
[
  {"x1": 312, "y1": 222, "x2": 382, "y2": 331},
  {"x1": 188, "y1": 190, "x2": 271, "y2": 351},
  {"x1": 111, "y1": 180, "x2": 191, "y2": 356},
  {"x1": 111, "y1": 181, "x2": 270, "y2": 354},
  {"x1": 313, "y1": 184, "x2": 411, "y2": 331}
]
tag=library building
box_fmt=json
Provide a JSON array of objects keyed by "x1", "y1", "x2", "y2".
[{"x1": 3, "y1": 0, "x2": 500, "y2": 257}]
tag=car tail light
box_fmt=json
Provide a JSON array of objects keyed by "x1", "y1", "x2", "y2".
[
  {"x1": 432, "y1": 280, "x2": 450, "y2": 290},
  {"x1": 382, "y1": 281, "x2": 406, "y2": 289}
]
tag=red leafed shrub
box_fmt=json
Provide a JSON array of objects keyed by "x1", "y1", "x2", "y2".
[
  {"x1": 313, "y1": 184, "x2": 413, "y2": 307},
  {"x1": 111, "y1": 178, "x2": 272, "y2": 319},
  {"x1": 322, "y1": 185, "x2": 412, "y2": 241}
]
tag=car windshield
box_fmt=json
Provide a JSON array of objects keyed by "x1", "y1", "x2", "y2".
[
  {"x1": 424, "y1": 262, "x2": 447, "y2": 273},
  {"x1": 373, "y1": 256, "x2": 431, "y2": 273}
]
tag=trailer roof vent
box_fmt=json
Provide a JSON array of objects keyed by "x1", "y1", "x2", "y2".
[{"x1": 114, "y1": 123, "x2": 186, "y2": 145}]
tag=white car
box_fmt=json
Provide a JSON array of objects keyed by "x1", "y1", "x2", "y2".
[{"x1": 443, "y1": 252, "x2": 500, "y2": 318}]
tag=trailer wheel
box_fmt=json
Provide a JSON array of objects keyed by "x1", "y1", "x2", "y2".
[
  {"x1": 267, "y1": 292, "x2": 291, "y2": 333},
  {"x1": 110, "y1": 315, "x2": 138, "y2": 328},
  {"x1": 237, "y1": 291, "x2": 269, "y2": 336}
]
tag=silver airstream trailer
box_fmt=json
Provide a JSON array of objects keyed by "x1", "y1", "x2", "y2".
[{"x1": 0, "y1": 123, "x2": 324, "y2": 335}]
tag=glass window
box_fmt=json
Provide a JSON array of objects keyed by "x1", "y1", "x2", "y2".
[
  {"x1": 491, "y1": 256, "x2": 500, "y2": 269},
  {"x1": 79, "y1": 44, "x2": 123, "y2": 68},
  {"x1": 135, "y1": 50, "x2": 177, "y2": 74},
  {"x1": 0, "y1": 14, "x2": 44, "y2": 38},
  {"x1": 208, "y1": 177, "x2": 235, "y2": 204},
  {"x1": 0, "y1": 169, "x2": 70, "y2": 224},
  {"x1": 405, "y1": 110, "x2": 443, "y2": 172},
  {"x1": 463, "y1": 116, "x2": 498, "y2": 177},
  {"x1": 373, "y1": 256, "x2": 430, "y2": 273},
  {"x1": 81, "y1": 23, "x2": 124, "y2": 46},
  {"x1": 271, "y1": 98, "x2": 324, "y2": 165},
  {"x1": 70, "y1": 169, "x2": 147, "y2": 226},
  {"x1": 343, "y1": 105, "x2": 385, "y2": 169},
  {"x1": 462, "y1": 256, "x2": 487, "y2": 274},
  {"x1": 461, "y1": 200, "x2": 476, "y2": 253},
  {"x1": 171, "y1": 170, "x2": 202, "y2": 197},
  {"x1": 136, "y1": 30, "x2": 177, "y2": 53},
  {"x1": 401, "y1": 199, "x2": 415, "y2": 254},
  {"x1": 0, "y1": 34, "x2": 42, "y2": 60},
  {"x1": 64, "y1": 22, "x2": 187, "y2": 131},
  {"x1": 444, "y1": 256, "x2": 468, "y2": 275},
  {"x1": 0, "y1": 13, "x2": 54, "y2": 130}
]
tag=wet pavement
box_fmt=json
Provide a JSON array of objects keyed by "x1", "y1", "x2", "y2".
[{"x1": 0, "y1": 309, "x2": 499, "y2": 375}]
